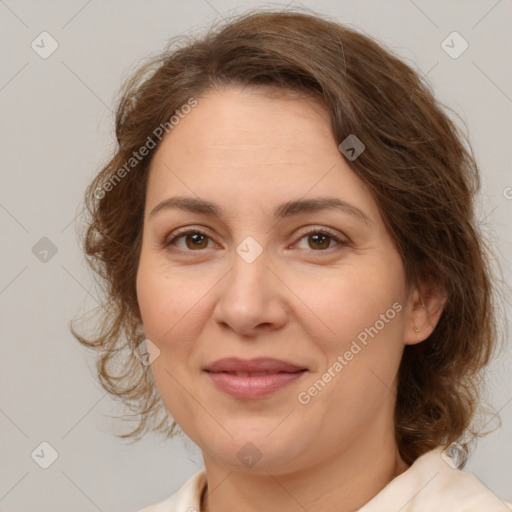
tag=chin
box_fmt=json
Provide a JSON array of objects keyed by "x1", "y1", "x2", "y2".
[{"x1": 201, "y1": 431, "x2": 309, "y2": 474}]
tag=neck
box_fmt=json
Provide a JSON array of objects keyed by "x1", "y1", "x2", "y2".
[{"x1": 200, "y1": 414, "x2": 408, "y2": 512}]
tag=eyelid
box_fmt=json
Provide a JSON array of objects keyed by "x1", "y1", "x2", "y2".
[
  {"x1": 163, "y1": 226, "x2": 216, "y2": 250},
  {"x1": 294, "y1": 225, "x2": 348, "y2": 243}
]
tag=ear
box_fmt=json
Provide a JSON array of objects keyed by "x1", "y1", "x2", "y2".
[{"x1": 403, "y1": 282, "x2": 447, "y2": 346}]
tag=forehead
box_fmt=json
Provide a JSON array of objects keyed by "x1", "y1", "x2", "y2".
[
  {"x1": 145, "y1": 86, "x2": 379, "y2": 222},
  {"x1": 161, "y1": 86, "x2": 332, "y2": 155}
]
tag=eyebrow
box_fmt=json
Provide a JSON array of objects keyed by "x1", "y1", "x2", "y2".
[{"x1": 149, "y1": 196, "x2": 371, "y2": 225}]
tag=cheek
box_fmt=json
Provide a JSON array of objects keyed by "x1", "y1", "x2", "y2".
[
  {"x1": 136, "y1": 255, "x2": 213, "y2": 384},
  {"x1": 136, "y1": 264, "x2": 172, "y2": 340},
  {"x1": 136, "y1": 253, "x2": 204, "y2": 343},
  {"x1": 136, "y1": 259, "x2": 201, "y2": 422},
  {"x1": 297, "y1": 293, "x2": 406, "y2": 446},
  {"x1": 296, "y1": 254, "x2": 407, "y2": 405},
  {"x1": 295, "y1": 259, "x2": 405, "y2": 347}
]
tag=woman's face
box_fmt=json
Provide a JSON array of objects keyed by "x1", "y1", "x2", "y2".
[{"x1": 136, "y1": 86, "x2": 421, "y2": 474}]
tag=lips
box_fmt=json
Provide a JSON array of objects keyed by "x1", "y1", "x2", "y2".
[
  {"x1": 203, "y1": 357, "x2": 307, "y2": 374},
  {"x1": 203, "y1": 357, "x2": 308, "y2": 399}
]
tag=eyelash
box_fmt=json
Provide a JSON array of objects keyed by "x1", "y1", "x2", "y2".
[{"x1": 162, "y1": 226, "x2": 349, "y2": 255}]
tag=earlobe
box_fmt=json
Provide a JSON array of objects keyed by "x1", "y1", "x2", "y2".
[{"x1": 405, "y1": 286, "x2": 446, "y2": 346}]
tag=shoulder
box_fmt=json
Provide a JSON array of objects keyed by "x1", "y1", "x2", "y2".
[
  {"x1": 135, "y1": 470, "x2": 207, "y2": 512},
  {"x1": 359, "y1": 447, "x2": 512, "y2": 512}
]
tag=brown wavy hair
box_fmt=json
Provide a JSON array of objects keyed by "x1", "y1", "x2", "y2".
[{"x1": 72, "y1": 9, "x2": 500, "y2": 465}]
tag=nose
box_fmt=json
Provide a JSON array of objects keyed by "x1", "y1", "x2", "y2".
[{"x1": 212, "y1": 248, "x2": 288, "y2": 337}]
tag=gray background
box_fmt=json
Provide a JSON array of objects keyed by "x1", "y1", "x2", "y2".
[{"x1": 1, "y1": 0, "x2": 511, "y2": 510}]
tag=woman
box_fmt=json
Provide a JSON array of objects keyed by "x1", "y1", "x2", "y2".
[{"x1": 73, "y1": 9, "x2": 511, "y2": 512}]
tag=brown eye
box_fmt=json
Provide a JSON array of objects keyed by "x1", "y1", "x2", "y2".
[
  {"x1": 184, "y1": 232, "x2": 209, "y2": 250},
  {"x1": 307, "y1": 232, "x2": 333, "y2": 250},
  {"x1": 295, "y1": 228, "x2": 346, "y2": 251},
  {"x1": 164, "y1": 229, "x2": 214, "y2": 253}
]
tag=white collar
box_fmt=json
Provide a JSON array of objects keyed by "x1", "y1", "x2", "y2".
[{"x1": 138, "y1": 447, "x2": 511, "y2": 512}]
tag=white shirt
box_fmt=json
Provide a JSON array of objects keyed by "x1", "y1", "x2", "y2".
[{"x1": 137, "y1": 447, "x2": 512, "y2": 512}]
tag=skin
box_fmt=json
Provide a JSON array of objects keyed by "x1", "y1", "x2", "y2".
[{"x1": 136, "y1": 85, "x2": 445, "y2": 512}]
